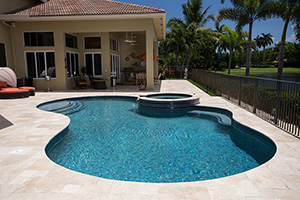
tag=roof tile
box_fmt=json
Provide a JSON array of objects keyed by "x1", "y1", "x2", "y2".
[{"x1": 7, "y1": 0, "x2": 165, "y2": 17}]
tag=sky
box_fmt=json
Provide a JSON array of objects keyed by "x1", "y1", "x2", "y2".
[{"x1": 119, "y1": 0, "x2": 298, "y2": 48}]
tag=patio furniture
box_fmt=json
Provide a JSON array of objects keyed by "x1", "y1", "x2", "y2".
[
  {"x1": 73, "y1": 76, "x2": 87, "y2": 90},
  {"x1": 0, "y1": 67, "x2": 17, "y2": 87},
  {"x1": 93, "y1": 79, "x2": 107, "y2": 89},
  {"x1": 129, "y1": 72, "x2": 136, "y2": 85},
  {"x1": 88, "y1": 75, "x2": 107, "y2": 89},
  {"x1": 0, "y1": 87, "x2": 30, "y2": 99},
  {"x1": 136, "y1": 72, "x2": 146, "y2": 85},
  {"x1": 19, "y1": 86, "x2": 35, "y2": 96},
  {"x1": 0, "y1": 78, "x2": 32, "y2": 99},
  {"x1": 154, "y1": 73, "x2": 161, "y2": 84},
  {"x1": 0, "y1": 67, "x2": 36, "y2": 94}
]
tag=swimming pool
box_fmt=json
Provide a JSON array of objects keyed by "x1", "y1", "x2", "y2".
[{"x1": 39, "y1": 96, "x2": 276, "y2": 183}]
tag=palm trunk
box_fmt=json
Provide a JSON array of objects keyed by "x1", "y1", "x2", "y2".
[
  {"x1": 277, "y1": 18, "x2": 289, "y2": 80},
  {"x1": 185, "y1": 45, "x2": 193, "y2": 69},
  {"x1": 263, "y1": 46, "x2": 266, "y2": 66},
  {"x1": 182, "y1": 53, "x2": 186, "y2": 69},
  {"x1": 175, "y1": 44, "x2": 179, "y2": 69},
  {"x1": 171, "y1": 51, "x2": 174, "y2": 70},
  {"x1": 245, "y1": 21, "x2": 253, "y2": 76},
  {"x1": 217, "y1": 46, "x2": 221, "y2": 68},
  {"x1": 228, "y1": 50, "x2": 232, "y2": 74}
]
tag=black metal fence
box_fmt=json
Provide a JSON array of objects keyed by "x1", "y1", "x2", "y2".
[{"x1": 191, "y1": 69, "x2": 300, "y2": 138}]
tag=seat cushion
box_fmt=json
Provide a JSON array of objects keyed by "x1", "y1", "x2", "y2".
[
  {"x1": 19, "y1": 86, "x2": 35, "y2": 91},
  {"x1": 0, "y1": 81, "x2": 7, "y2": 88},
  {"x1": 0, "y1": 88, "x2": 29, "y2": 93}
]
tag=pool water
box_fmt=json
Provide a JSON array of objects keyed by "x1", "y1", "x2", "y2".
[{"x1": 44, "y1": 98, "x2": 276, "y2": 183}]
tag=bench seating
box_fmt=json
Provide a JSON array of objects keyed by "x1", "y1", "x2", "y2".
[
  {"x1": 0, "y1": 88, "x2": 30, "y2": 99},
  {"x1": 19, "y1": 86, "x2": 35, "y2": 96}
]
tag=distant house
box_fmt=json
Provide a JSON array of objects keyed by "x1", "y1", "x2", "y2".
[{"x1": 0, "y1": 0, "x2": 166, "y2": 90}]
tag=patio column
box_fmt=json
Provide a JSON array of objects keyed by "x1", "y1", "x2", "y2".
[
  {"x1": 154, "y1": 41, "x2": 158, "y2": 77},
  {"x1": 146, "y1": 28, "x2": 154, "y2": 90}
]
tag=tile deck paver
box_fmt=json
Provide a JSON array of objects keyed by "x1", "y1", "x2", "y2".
[{"x1": 0, "y1": 80, "x2": 300, "y2": 200}]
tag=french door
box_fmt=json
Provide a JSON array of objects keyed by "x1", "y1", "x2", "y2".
[
  {"x1": 85, "y1": 53, "x2": 102, "y2": 77},
  {"x1": 111, "y1": 54, "x2": 120, "y2": 82}
]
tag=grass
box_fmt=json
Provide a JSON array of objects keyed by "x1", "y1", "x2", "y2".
[
  {"x1": 188, "y1": 79, "x2": 218, "y2": 96},
  {"x1": 217, "y1": 67, "x2": 300, "y2": 76}
]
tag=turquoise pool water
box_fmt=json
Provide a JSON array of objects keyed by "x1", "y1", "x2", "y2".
[{"x1": 41, "y1": 98, "x2": 276, "y2": 183}]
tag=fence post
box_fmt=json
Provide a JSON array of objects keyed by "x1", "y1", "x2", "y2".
[
  {"x1": 239, "y1": 77, "x2": 242, "y2": 106},
  {"x1": 253, "y1": 78, "x2": 258, "y2": 113},
  {"x1": 227, "y1": 77, "x2": 230, "y2": 100},
  {"x1": 274, "y1": 81, "x2": 281, "y2": 124}
]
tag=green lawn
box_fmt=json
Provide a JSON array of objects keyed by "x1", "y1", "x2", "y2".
[
  {"x1": 188, "y1": 79, "x2": 218, "y2": 96},
  {"x1": 217, "y1": 68, "x2": 300, "y2": 76}
]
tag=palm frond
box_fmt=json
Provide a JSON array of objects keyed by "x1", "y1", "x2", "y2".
[
  {"x1": 291, "y1": 4, "x2": 300, "y2": 41},
  {"x1": 217, "y1": 8, "x2": 246, "y2": 24},
  {"x1": 168, "y1": 18, "x2": 186, "y2": 29}
]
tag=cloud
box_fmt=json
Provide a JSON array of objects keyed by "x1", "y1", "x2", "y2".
[
  {"x1": 286, "y1": 33, "x2": 296, "y2": 43},
  {"x1": 271, "y1": 36, "x2": 275, "y2": 43}
]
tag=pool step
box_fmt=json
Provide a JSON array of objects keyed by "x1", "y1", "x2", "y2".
[
  {"x1": 39, "y1": 100, "x2": 85, "y2": 115},
  {"x1": 187, "y1": 110, "x2": 232, "y2": 126}
]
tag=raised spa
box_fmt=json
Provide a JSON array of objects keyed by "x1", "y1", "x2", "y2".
[
  {"x1": 39, "y1": 96, "x2": 276, "y2": 183},
  {"x1": 138, "y1": 93, "x2": 200, "y2": 111}
]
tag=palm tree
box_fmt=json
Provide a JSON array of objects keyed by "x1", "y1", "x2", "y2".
[
  {"x1": 254, "y1": 35, "x2": 263, "y2": 49},
  {"x1": 261, "y1": 33, "x2": 273, "y2": 65},
  {"x1": 269, "y1": 0, "x2": 300, "y2": 80},
  {"x1": 220, "y1": 26, "x2": 247, "y2": 74},
  {"x1": 215, "y1": 22, "x2": 226, "y2": 68},
  {"x1": 168, "y1": 0, "x2": 214, "y2": 69},
  {"x1": 167, "y1": 26, "x2": 186, "y2": 69},
  {"x1": 217, "y1": 0, "x2": 274, "y2": 76}
]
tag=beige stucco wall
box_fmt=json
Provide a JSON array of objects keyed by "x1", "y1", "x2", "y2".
[
  {"x1": 11, "y1": 18, "x2": 159, "y2": 90},
  {"x1": 0, "y1": 23, "x2": 15, "y2": 70}
]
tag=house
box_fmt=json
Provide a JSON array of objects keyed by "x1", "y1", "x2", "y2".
[{"x1": 0, "y1": 0, "x2": 166, "y2": 90}]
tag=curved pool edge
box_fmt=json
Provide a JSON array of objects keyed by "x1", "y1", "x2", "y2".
[
  {"x1": 39, "y1": 95, "x2": 277, "y2": 183},
  {"x1": 139, "y1": 92, "x2": 200, "y2": 111}
]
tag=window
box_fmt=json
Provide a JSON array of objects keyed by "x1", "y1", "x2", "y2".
[
  {"x1": 84, "y1": 37, "x2": 101, "y2": 49},
  {"x1": 65, "y1": 34, "x2": 78, "y2": 49},
  {"x1": 85, "y1": 53, "x2": 102, "y2": 76},
  {"x1": 66, "y1": 52, "x2": 79, "y2": 77},
  {"x1": 25, "y1": 52, "x2": 56, "y2": 78},
  {"x1": 0, "y1": 43, "x2": 7, "y2": 67},
  {"x1": 24, "y1": 32, "x2": 54, "y2": 46},
  {"x1": 110, "y1": 38, "x2": 119, "y2": 51}
]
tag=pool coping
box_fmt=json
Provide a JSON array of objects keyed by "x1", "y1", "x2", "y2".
[{"x1": 1, "y1": 80, "x2": 300, "y2": 199}]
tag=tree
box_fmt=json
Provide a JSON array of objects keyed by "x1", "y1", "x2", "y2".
[
  {"x1": 220, "y1": 26, "x2": 247, "y2": 74},
  {"x1": 215, "y1": 23, "x2": 226, "y2": 68},
  {"x1": 217, "y1": 0, "x2": 274, "y2": 76},
  {"x1": 168, "y1": 0, "x2": 214, "y2": 69},
  {"x1": 254, "y1": 35, "x2": 263, "y2": 49},
  {"x1": 167, "y1": 26, "x2": 186, "y2": 69},
  {"x1": 269, "y1": 0, "x2": 300, "y2": 80},
  {"x1": 261, "y1": 33, "x2": 273, "y2": 65}
]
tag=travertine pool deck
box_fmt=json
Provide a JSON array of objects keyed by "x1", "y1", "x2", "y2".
[{"x1": 1, "y1": 80, "x2": 300, "y2": 200}]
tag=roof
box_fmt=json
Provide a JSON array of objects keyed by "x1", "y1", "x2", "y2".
[{"x1": 7, "y1": 0, "x2": 165, "y2": 17}]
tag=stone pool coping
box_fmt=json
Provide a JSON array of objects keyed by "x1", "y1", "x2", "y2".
[
  {"x1": 139, "y1": 92, "x2": 200, "y2": 110},
  {"x1": 0, "y1": 80, "x2": 300, "y2": 200}
]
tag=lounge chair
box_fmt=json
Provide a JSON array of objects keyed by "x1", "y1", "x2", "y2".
[
  {"x1": 0, "y1": 81, "x2": 30, "y2": 99},
  {"x1": 73, "y1": 76, "x2": 87, "y2": 90},
  {"x1": 0, "y1": 67, "x2": 36, "y2": 96}
]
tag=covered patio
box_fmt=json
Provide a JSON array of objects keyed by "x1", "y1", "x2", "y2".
[{"x1": 0, "y1": 0, "x2": 166, "y2": 90}]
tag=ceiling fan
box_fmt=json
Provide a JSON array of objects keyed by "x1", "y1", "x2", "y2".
[{"x1": 124, "y1": 32, "x2": 138, "y2": 45}]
